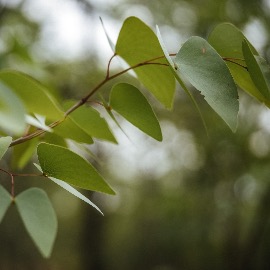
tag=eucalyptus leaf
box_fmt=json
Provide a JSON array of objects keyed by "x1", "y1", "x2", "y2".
[
  {"x1": 110, "y1": 83, "x2": 162, "y2": 141},
  {"x1": 0, "y1": 70, "x2": 64, "y2": 120},
  {"x1": 15, "y1": 188, "x2": 57, "y2": 258},
  {"x1": 208, "y1": 23, "x2": 269, "y2": 106},
  {"x1": 175, "y1": 36, "x2": 239, "y2": 131},
  {"x1": 0, "y1": 185, "x2": 12, "y2": 223},
  {"x1": 34, "y1": 163, "x2": 103, "y2": 215},
  {"x1": 37, "y1": 143, "x2": 115, "y2": 195},
  {"x1": 242, "y1": 39, "x2": 270, "y2": 100},
  {"x1": 0, "y1": 136, "x2": 12, "y2": 160},
  {"x1": 116, "y1": 17, "x2": 175, "y2": 109},
  {"x1": 0, "y1": 82, "x2": 26, "y2": 135}
]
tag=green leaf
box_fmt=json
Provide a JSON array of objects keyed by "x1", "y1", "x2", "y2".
[
  {"x1": 0, "y1": 82, "x2": 26, "y2": 135},
  {"x1": 175, "y1": 36, "x2": 239, "y2": 131},
  {"x1": 15, "y1": 188, "x2": 57, "y2": 258},
  {"x1": 0, "y1": 185, "x2": 12, "y2": 223},
  {"x1": 0, "y1": 70, "x2": 64, "y2": 121},
  {"x1": 53, "y1": 116, "x2": 94, "y2": 144},
  {"x1": 110, "y1": 83, "x2": 162, "y2": 141},
  {"x1": 63, "y1": 101, "x2": 117, "y2": 143},
  {"x1": 242, "y1": 39, "x2": 270, "y2": 100},
  {"x1": 208, "y1": 23, "x2": 269, "y2": 105},
  {"x1": 34, "y1": 164, "x2": 103, "y2": 215},
  {"x1": 0, "y1": 136, "x2": 12, "y2": 160},
  {"x1": 116, "y1": 16, "x2": 175, "y2": 109},
  {"x1": 100, "y1": 17, "x2": 115, "y2": 52},
  {"x1": 37, "y1": 143, "x2": 115, "y2": 195}
]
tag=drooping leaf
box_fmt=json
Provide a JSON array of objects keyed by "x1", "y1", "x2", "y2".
[
  {"x1": 63, "y1": 101, "x2": 116, "y2": 143},
  {"x1": 0, "y1": 136, "x2": 12, "y2": 160},
  {"x1": 0, "y1": 185, "x2": 12, "y2": 223},
  {"x1": 208, "y1": 23, "x2": 269, "y2": 105},
  {"x1": 156, "y1": 26, "x2": 208, "y2": 133},
  {"x1": 0, "y1": 82, "x2": 26, "y2": 135},
  {"x1": 100, "y1": 16, "x2": 115, "y2": 52},
  {"x1": 37, "y1": 143, "x2": 115, "y2": 195},
  {"x1": 116, "y1": 17, "x2": 175, "y2": 109},
  {"x1": 26, "y1": 114, "x2": 52, "y2": 132},
  {"x1": 242, "y1": 39, "x2": 270, "y2": 100},
  {"x1": 15, "y1": 188, "x2": 57, "y2": 258},
  {"x1": 110, "y1": 83, "x2": 162, "y2": 141},
  {"x1": 0, "y1": 70, "x2": 64, "y2": 120},
  {"x1": 175, "y1": 36, "x2": 239, "y2": 131},
  {"x1": 34, "y1": 164, "x2": 103, "y2": 215}
]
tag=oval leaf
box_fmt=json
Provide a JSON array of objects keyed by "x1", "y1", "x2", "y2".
[
  {"x1": 0, "y1": 185, "x2": 12, "y2": 223},
  {"x1": 15, "y1": 188, "x2": 57, "y2": 258},
  {"x1": 34, "y1": 163, "x2": 103, "y2": 215},
  {"x1": 0, "y1": 136, "x2": 12, "y2": 160},
  {"x1": 37, "y1": 143, "x2": 115, "y2": 195},
  {"x1": 208, "y1": 23, "x2": 268, "y2": 105},
  {"x1": 0, "y1": 70, "x2": 64, "y2": 121},
  {"x1": 116, "y1": 17, "x2": 175, "y2": 109},
  {"x1": 242, "y1": 39, "x2": 270, "y2": 100},
  {"x1": 110, "y1": 83, "x2": 162, "y2": 141},
  {"x1": 0, "y1": 82, "x2": 26, "y2": 135},
  {"x1": 175, "y1": 36, "x2": 239, "y2": 131}
]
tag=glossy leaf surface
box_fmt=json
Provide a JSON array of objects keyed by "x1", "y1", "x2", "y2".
[
  {"x1": 37, "y1": 143, "x2": 115, "y2": 194},
  {"x1": 15, "y1": 188, "x2": 57, "y2": 258},
  {"x1": 116, "y1": 17, "x2": 175, "y2": 109},
  {"x1": 175, "y1": 36, "x2": 239, "y2": 131},
  {"x1": 110, "y1": 83, "x2": 162, "y2": 141},
  {"x1": 0, "y1": 185, "x2": 12, "y2": 223}
]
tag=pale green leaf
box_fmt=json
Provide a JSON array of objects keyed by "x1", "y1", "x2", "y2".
[
  {"x1": 110, "y1": 83, "x2": 162, "y2": 141},
  {"x1": 34, "y1": 164, "x2": 103, "y2": 215},
  {"x1": 208, "y1": 23, "x2": 269, "y2": 106},
  {"x1": 0, "y1": 82, "x2": 26, "y2": 135},
  {"x1": 100, "y1": 17, "x2": 115, "y2": 51},
  {"x1": 0, "y1": 136, "x2": 12, "y2": 160},
  {"x1": 15, "y1": 188, "x2": 57, "y2": 258},
  {"x1": 0, "y1": 70, "x2": 64, "y2": 120},
  {"x1": 64, "y1": 101, "x2": 116, "y2": 143},
  {"x1": 37, "y1": 143, "x2": 115, "y2": 195},
  {"x1": 116, "y1": 16, "x2": 175, "y2": 109},
  {"x1": 242, "y1": 39, "x2": 270, "y2": 100},
  {"x1": 0, "y1": 185, "x2": 12, "y2": 223},
  {"x1": 175, "y1": 36, "x2": 239, "y2": 131}
]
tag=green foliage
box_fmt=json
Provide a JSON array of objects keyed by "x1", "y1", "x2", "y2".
[
  {"x1": 110, "y1": 83, "x2": 162, "y2": 141},
  {"x1": 15, "y1": 188, "x2": 57, "y2": 258},
  {"x1": 175, "y1": 36, "x2": 239, "y2": 131},
  {"x1": 37, "y1": 143, "x2": 115, "y2": 194},
  {"x1": 0, "y1": 16, "x2": 270, "y2": 259}
]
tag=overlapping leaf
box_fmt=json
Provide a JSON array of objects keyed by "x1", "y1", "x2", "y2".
[
  {"x1": 0, "y1": 136, "x2": 12, "y2": 160},
  {"x1": 37, "y1": 143, "x2": 115, "y2": 195},
  {"x1": 0, "y1": 70, "x2": 64, "y2": 120},
  {"x1": 116, "y1": 17, "x2": 175, "y2": 109},
  {"x1": 63, "y1": 101, "x2": 116, "y2": 143},
  {"x1": 15, "y1": 188, "x2": 57, "y2": 258},
  {"x1": 0, "y1": 82, "x2": 26, "y2": 135},
  {"x1": 110, "y1": 83, "x2": 162, "y2": 141},
  {"x1": 175, "y1": 36, "x2": 239, "y2": 131},
  {"x1": 0, "y1": 185, "x2": 12, "y2": 223},
  {"x1": 208, "y1": 23, "x2": 269, "y2": 106},
  {"x1": 242, "y1": 39, "x2": 270, "y2": 100}
]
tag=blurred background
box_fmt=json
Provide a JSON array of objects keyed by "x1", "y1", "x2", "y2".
[{"x1": 1, "y1": 0, "x2": 270, "y2": 269}]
